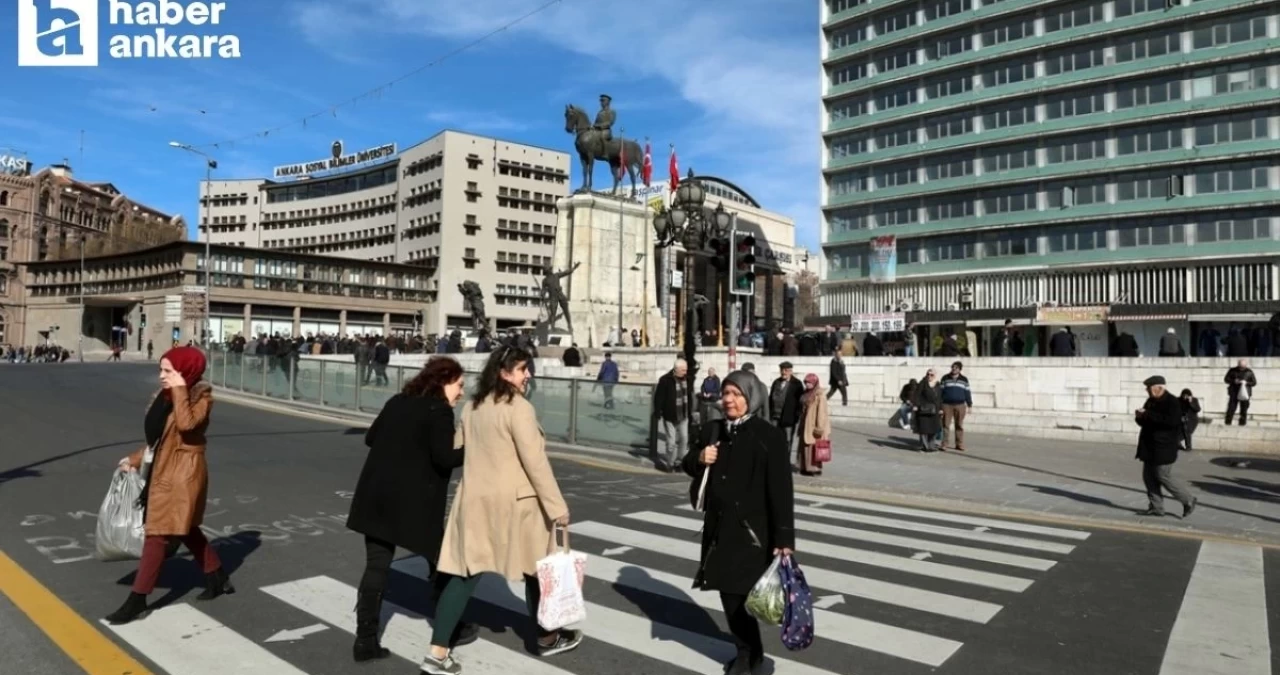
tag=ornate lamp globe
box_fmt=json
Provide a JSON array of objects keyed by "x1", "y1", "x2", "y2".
[
  {"x1": 712, "y1": 202, "x2": 732, "y2": 239},
  {"x1": 652, "y1": 210, "x2": 672, "y2": 242}
]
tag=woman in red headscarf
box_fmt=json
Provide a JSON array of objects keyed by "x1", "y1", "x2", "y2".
[{"x1": 105, "y1": 346, "x2": 234, "y2": 625}]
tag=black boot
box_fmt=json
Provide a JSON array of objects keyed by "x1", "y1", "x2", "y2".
[
  {"x1": 352, "y1": 591, "x2": 391, "y2": 662},
  {"x1": 105, "y1": 592, "x2": 150, "y2": 625},
  {"x1": 196, "y1": 568, "x2": 235, "y2": 601}
]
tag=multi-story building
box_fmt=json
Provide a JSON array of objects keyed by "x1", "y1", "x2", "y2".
[
  {"x1": 201, "y1": 131, "x2": 570, "y2": 335},
  {"x1": 0, "y1": 162, "x2": 184, "y2": 348},
  {"x1": 820, "y1": 0, "x2": 1280, "y2": 355},
  {"x1": 22, "y1": 240, "x2": 434, "y2": 351}
]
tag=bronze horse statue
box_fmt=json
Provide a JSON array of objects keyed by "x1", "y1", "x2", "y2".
[{"x1": 564, "y1": 104, "x2": 644, "y2": 197}]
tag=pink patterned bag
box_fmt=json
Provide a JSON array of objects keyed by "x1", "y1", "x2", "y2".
[{"x1": 535, "y1": 525, "x2": 588, "y2": 630}]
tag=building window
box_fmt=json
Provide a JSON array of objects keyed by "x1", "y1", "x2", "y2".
[
  {"x1": 875, "y1": 202, "x2": 919, "y2": 227},
  {"x1": 1116, "y1": 76, "x2": 1182, "y2": 109},
  {"x1": 925, "y1": 112, "x2": 972, "y2": 141},
  {"x1": 830, "y1": 133, "x2": 869, "y2": 159},
  {"x1": 827, "y1": 244, "x2": 869, "y2": 274},
  {"x1": 1194, "y1": 161, "x2": 1271, "y2": 194},
  {"x1": 980, "y1": 16, "x2": 1033, "y2": 47},
  {"x1": 829, "y1": 96, "x2": 869, "y2": 123},
  {"x1": 1194, "y1": 111, "x2": 1271, "y2": 147},
  {"x1": 875, "y1": 122, "x2": 918, "y2": 149},
  {"x1": 828, "y1": 0, "x2": 866, "y2": 13},
  {"x1": 0, "y1": 246, "x2": 6, "y2": 261},
  {"x1": 875, "y1": 46, "x2": 917, "y2": 74},
  {"x1": 982, "y1": 143, "x2": 1036, "y2": 173},
  {"x1": 929, "y1": 32, "x2": 971, "y2": 61},
  {"x1": 926, "y1": 0, "x2": 971, "y2": 21},
  {"x1": 874, "y1": 163, "x2": 916, "y2": 189},
  {"x1": 982, "y1": 101, "x2": 1035, "y2": 130},
  {"x1": 875, "y1": 84, "x2": 917, "y2": 112},
  {"x1": 876, "y1": 8, "x2": 916, "y2": 36},
  {"x1": 1191, "y1": 63, "x2": 1270, "y2": 98},
  {"x1": 982, "y1": 230, "x2": 1038, "y2": 258},
  {"x1": 1046, "y1": 224, "x2": 1107, "y2": 252},
  {"x1": 1046, "y1": 133, "x2": 1107, "y2": 164},
  {"x1": 830, "y1": 63, "x2": 867, "y2": 86},
  {"x1": 829, "y1": 207, "x2": 872, "y2": 233},
  {"x1": 1045, "y1": 1, "x2": 1103, "y2": 33},
  {"x1": 1115, "y1": 0, "x2": 1165, "y2": 16},
  {"x1": 980, "y1": 60, "x2": 1034, "y2": 88},
  {"x1": 1118, "y1": 218, "x2": 1186, "y2": 248},
  {"x1": 1115, "y1": 30, "x2": 1180, "y2": 63},
  {"x1": 1117, "y1": 124, "x2": 1180, "y2": 155},
  {"x1": 1192, "y1": 13, "x2": 1269, "y2": 50},
  {"x1": 0, "y1": 219, "x2": 8, "y2": 238},
  {"x1": 1045, "y1": 90, "x2": 1105, "y2": 120},
  {"x1": 925, "y1": 196, "x2": 974, "y2": 221},
  {"x1": 982, "y1": 187, "x2": 1036, "y2": 214},
  {"x1": 924, "y1": 237, "x2": 975, "y2": 262},
  {"x1": 1048, "y1": 179, "x2": 1107, "y2": 208},
  {"x1": 829, "y1": 171, "x2": 870, "y2": 197},
  {"x1": 925, "y1": 154, "x2": 972, "y2": 181},
  {"x1": 1196, "y1": 215, "x2": 1271, "y2": 243},
  {"x1": 1044, "y1": 44, "x2": 1105, "y2": 76},
  {"x1": 829, "y1": 24, "x2": 866, "y2": 50},
  {"x1": 0, "y1": 191, "x2": 7, "y2": 206},
  {"x1": 1116, "y1": 172, "x2": 1170, "y2": 201},
  {"x1": 926, "y1": 72, "x2": 972, "y2": 100}
]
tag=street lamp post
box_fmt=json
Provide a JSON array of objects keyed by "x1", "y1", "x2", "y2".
[
  {"x1": 652, "y1": 169, "x2": 733, "y2": 444},
  {"x1": 168, "y1": 141, "x2": 217, "y2": 349}
]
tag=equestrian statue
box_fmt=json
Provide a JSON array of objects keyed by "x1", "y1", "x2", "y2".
[{"x1": 564, "y1": 94, "x2": 644, "y2": 197}]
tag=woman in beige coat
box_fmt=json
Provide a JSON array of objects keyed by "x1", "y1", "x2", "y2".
[
  {"x1": 798, "y1": 372, "x2": 832, "y2": 476},
  {"x1": 422, "y1": 345, "x2": 580, "y2": 675}
]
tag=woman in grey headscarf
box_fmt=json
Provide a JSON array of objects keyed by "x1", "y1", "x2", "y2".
[{"x1": 683, "y1": 371, "x2": 796, "y2": 675}]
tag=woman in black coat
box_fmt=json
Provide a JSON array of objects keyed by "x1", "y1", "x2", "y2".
[
  {"x1": 683, "y1": 371, "x2": 795, "y2": 675},
  {"x1": 912, "y1": 369, "x2": 943, "y2": 452},
  {"x1": 345, "y1": 357, "x2": 475, "y2": 662}
]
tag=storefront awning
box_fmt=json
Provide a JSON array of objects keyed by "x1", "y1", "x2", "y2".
[
  {"x1": 966, "y1": 318, "x2": 1033, "y2": 327},
  {"x1": 1187, "y1": 313, "x2": 1270, "y2": 322}
]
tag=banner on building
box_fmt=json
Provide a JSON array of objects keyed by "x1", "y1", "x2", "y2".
[
  {"x1": 850, "y1": 312, "x2": 906, "y2": 333},
  {"x1": 869, "y1": 235, "x2": 897, "y2": 284},
  {"x1": 1036, "y1": 306, "x2": 1108, "y2": 325}
]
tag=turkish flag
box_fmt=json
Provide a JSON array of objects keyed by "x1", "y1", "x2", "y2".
[
  {"x1": 669, "y1": 147, "x2": 679, "y2": 192},
  {"x1": 642, "y1": 142, "x2": 653, "y2": 187}
]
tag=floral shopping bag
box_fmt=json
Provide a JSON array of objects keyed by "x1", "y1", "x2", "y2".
[{"x1": 535, "y1": 524, "x2": 588, "y2": 631}]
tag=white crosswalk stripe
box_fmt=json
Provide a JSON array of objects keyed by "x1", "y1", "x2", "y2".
[{"x1": 91, "y1": 497, "x2": 1267, "y2": 675}]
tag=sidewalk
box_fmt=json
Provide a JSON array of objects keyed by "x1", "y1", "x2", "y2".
[
  {"x1": 215, "y1": 388, "x2": 1280, "y2": 545},
  {"x1": 799, "y1": 419, "x2": 1280, "y2": 545}
]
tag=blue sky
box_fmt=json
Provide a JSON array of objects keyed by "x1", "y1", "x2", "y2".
[{"x1": 2, "y1": 0, "x2": 820, "y2": 249}]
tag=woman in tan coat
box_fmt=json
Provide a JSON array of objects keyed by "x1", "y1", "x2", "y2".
[
  {"x1": 106, "y1": 347, "x2": 234, "y2": 625},
  {"x1": 422, "y1": 345, "x2": 580, "y2": 675},
  {"x1": 798, "y1": 372, "x2": 832, "y2": 476}
]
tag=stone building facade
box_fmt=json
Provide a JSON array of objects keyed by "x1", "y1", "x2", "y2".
[{"x1": 0, "y1": 164, "x2": 184, "y2": 347}]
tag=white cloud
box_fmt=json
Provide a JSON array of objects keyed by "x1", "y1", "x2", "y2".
[
  {"x1": 426, "y1": 110, "x2": 530, "y2": 133},
  {"x1": 293, "y1": 0, "x2": 821, "y2": 247}
]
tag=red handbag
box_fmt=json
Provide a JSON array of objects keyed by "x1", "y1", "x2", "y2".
[{"x1": 813, "y1": 439, "x2": 832, "y2": 463}]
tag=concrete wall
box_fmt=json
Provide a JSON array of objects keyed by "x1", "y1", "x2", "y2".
[{"x1": 302, "y1": 351, "x2": 1280, "y2": 453}]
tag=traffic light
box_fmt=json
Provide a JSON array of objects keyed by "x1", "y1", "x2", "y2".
[
  {"x1": 730, "y1": 230, "x2": 756, "y2": 296},
  {"x1": 710, "y1": 238, "x2": 730, "y2": 271}
]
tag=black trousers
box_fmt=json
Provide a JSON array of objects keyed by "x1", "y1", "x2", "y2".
[
  {"x1": 719, "y1": 592, "x2": 763, "y2": 658},
  {"x1": 826, "y1": 384, "x2": 847, "y2": 405},
  {"x1": 1226, "y1": 396, "x2": 1250, "y2": 425},
  {"x1": 359, "y1": 536, "x2": 448, "y2": 599}
]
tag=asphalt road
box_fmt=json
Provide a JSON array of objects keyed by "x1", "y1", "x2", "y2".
[{"x1": 0, "y1": 363, "x2": 1276, "y2": 675}]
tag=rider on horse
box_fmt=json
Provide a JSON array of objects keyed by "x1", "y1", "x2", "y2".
[{"x1": 594, "y1": 94, "x2": 615, "y2": 144}]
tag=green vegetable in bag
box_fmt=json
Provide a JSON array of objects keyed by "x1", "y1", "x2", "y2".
[{"x1": 745, "y1": 555, "x2": 785, "y2": 625}]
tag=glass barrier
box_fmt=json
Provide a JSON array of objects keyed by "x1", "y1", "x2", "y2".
[
  {"x1": 207, "y1": 351, "x2": 225, "y2": 387},
  {"x1": 264, "y1": 359, "x2": 295, "y2": 401},
  {"x1": 294, "y1": 359, "x2": 324, "y2": 406},
  {"x1": 323, "y1": 362, "x2": 360, "y2": 410},
  {"x1": 572, "y1": 380, "x2": 655, "y2": 451},
  {"x1": 359, "y1": 366, "x2": 403, "y2": 414}
]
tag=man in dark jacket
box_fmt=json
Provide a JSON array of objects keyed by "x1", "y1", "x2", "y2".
[
  {"x1": 769, "y1": 362, "x2": 805, "y2": 455},
  {"x1": 1134, "y1": 375, "x2": 1197, "y2": 517},
  {"x1": 652, "y1": 358, "x2": 689, "y2": 470},
  {"x1": 1224, "y1": 359, "x2": 1257, "y2": 425},
  {"x1": 1049, "y1": 328, "x2": 1076, "y2": 356},
  {"x1": 1158, "y1": 328, "x2": 1185, "y2": 356},
  {"x1": 1224, "y1": 328, "x2": 1249, "y2": 357},
  {"x1": 827, "y1": 351, "x2": 848, "y2": 406},
  {"x1": 862, "y1": 332, "x2": 884, "y2": 356},
  {"x1": 1110, "y1": 331, "x2": 1140, "y2": 357},
  {"x1": 939, "y1": 361, "x2": 973, "y2": 451}
]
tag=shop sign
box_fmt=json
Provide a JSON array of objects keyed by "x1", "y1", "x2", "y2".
[
  {"x1": 272, "y1": 140, "x2": 397, "y2": 179},
  {"x1": 1036, "y1": 305, "x2": 1108, "y2": 325},
  {"x1": 850, "y1": 312, "x2": 905, "y2": 333}
]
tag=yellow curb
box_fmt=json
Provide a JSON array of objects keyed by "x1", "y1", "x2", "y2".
[{"x1": 0, "y1": 548, "x2": 153, "y2": 675}]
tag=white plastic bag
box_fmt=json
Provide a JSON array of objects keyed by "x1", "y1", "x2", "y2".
[
  {"x1": 96, "y1": 469, "x2": 146, "y2": 561},
  {"x1": 745, "y1": 554, "x2": 785, "y2": 625},
  {"x1": 535, "y1": 525, "x2": 588, "y2": 631}
]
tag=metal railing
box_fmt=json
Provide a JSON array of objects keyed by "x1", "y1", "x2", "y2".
[{"x1": 207, "y1": 351, "x2": 659, "y2": 451}]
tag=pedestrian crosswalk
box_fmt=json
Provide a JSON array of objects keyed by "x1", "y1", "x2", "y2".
[{"x1": 88, "y1": 494, "x2": 1270, "y2": 675}]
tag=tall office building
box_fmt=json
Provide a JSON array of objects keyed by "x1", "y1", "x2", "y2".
[
  {"x1": 820, "y1": 0, "x2": 1280, "y2": 354},
  {"x1": 202, "y1": 130, "x2": 569, "y2": 335}
]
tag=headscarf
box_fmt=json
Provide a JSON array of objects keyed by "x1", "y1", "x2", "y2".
[
  {"x1": 161, "y1": 346, "x2": 206, "y2": 397},
  {"x1": 802, "y1": 372, "x2": 821, "y2": 404},
  {"x1": 722, "y1": 371, "x2": 755, "y2": 408}
]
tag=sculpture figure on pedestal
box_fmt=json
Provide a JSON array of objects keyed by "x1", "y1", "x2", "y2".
[
  {"x1": 564, "y1": 97, "x2": 644, "y2": 197},
  {"x1": 535, "y1": 262, "x2": 580, "y2": 335},
  {"x1": 457, "y1": 281, "x2": 489, "y2": 333}
]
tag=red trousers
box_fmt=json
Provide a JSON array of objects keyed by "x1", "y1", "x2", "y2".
[{"x1": 132, "y1": 527, "x2": 222, "y2": 594}]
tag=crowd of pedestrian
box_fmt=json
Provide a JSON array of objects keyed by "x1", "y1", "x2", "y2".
[{"x1": 2, "y1": 344, "x2": 71, "y2": 362}]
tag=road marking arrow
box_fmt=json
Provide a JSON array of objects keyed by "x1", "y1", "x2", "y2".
[
  {"x1": 808, "y1": 502, "x2": 826, "y2": 509},
  {"x1": 911, "y1": 551, "x2": 932, "y2": 561},
  {"x1": 813, "y1": 594, "x2": 845, "y2": 610},
  {"x1": 602, "y1": 546, "x2": 633, "y2": 556},
  {"x1": 264, "y1": 624, "x2": 329, "y2": 643},
  {"x1": 973, "y1": 526, "x2": 990, "y2": 533}
]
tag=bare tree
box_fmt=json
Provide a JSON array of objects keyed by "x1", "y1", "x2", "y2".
[{"x1": 794, "y1": 270, "x2": 821, "y2": 328}]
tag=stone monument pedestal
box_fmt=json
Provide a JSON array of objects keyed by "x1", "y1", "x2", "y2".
[{"x1": 553, "y1": 193, "x2": 665, "y2": 348}]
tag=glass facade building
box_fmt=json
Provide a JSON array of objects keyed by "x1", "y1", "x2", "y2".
[{"x1": 819, "y1": 0, "x2": 1280, "y2": 323}]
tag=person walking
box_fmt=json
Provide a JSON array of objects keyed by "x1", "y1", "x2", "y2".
[
  {"x1": 652, "y1": 358, "x2": 690, "y2": 471},
  {"x1": 939, "y1": 361, "x2": 973, "y2": 451},
  {"x1": 912, "y1": 369, "x2": 943, "y2": 452},
  {"x1": 1134, "y1": 376, "x2": 1197, "y2": 518},
  {"x1": 897, "y1": 378, "x2": 918, "y2": 429},
  {"x1": 1224, "y1": 359, "x2": 1257, "y2": 426},
  {"x1": 826, "y1": 351, "x2": 848, "y2": 406},
  {"x1": 769, "y1": 362, "x2": 805, "y2": 454},
  {"x1": 1179, "y1": 388, "x2": 1201, "y2": 452},
  {"x1": 345, "y1": 357, "x2": 476, "y2": 663},
  {"x1": 684, "y1": 372, "x2": 795, "y2": 675},
  {"x1": 798, "y1": 373, "x2": 831, "y2": 476},
  {"x1": 423, "y1": 346, "x2": 581, "y2": 675},
  {"x1": 595, "y1": 351, "x2": 619, "y2": 409},
  {"x1": 106, "y1": 347, "x2": 233, "y2": 624}
]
